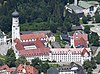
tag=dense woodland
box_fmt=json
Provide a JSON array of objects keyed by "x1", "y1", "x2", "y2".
[{"x1": 0, "y1": 0, "x2": 99, "y2": 33}]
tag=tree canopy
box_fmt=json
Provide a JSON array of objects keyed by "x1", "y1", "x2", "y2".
[
  {"x1": 89, "y1": 32, "x2": 99, "y2": 46},
  {"x1": 0, "y1": 0, "x2": 80, "y2": 33},
  {"x1": 5, "y1": 48, "x2": 16, "y2": 67},
  {"x1": 15, "y1": 55, "x2": 27, "y2": 67},
  {"x1": 31, "y1": 58, "x2": 50, "y2": 73}
]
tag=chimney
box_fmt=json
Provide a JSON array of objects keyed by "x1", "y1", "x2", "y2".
[{"x1": 74, "y1": 0, "x2": 77, "y2": 6}]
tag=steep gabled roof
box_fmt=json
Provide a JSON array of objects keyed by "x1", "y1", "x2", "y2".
[
  {"x1": 0, "y1": 65, "x2": 16, "y2": 72},
  {"x1": 20, "y1": 32, "x2": 46, "y2": 40},
  {"x1": 81, "y1": 48, "x2": 90, "y2": 56},
  {"x1": 16, "y1": 64, "x2": 38, "y2": 74}
]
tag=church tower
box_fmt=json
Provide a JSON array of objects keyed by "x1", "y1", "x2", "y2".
[{"x1": 12, "y1": 10, "x2": 20, "y2": 44}]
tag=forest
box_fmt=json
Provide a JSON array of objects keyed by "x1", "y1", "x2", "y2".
[{"x1": 0, "y1": 0, "x2": 99, "y2": 33}]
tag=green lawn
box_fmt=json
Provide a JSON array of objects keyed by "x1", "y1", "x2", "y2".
[{"x1": 54, "y1": 33, "x2": 66, "y2": 48}]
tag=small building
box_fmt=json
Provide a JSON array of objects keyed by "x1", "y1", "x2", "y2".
[
  {"x1": 16, "y1": 64, "x2": 38, "y2": 74},
  {"x1": 70, "y1": 31, "x2": 88, "y2": 48},
  {"x1": 0, "y1": 30, "x2": 6, "y2": 44},
  {"x1": 78, "y1": 1, "x2": 99, "y2": 16},
  {"x1": 47, "y1": 67, "x2": 58, "y2": 74},
  {"x1": 0, "y1": 65, "x2": 16, "y2": 74},
  {"x1": 60, "y1": 34, "x2": 70, "y2": 42},
  {"x1": 65, "y1": 0, "x2": 99, "y2": 17},
  {"x1": 65, "y1": 4, "x2": 84, "y2": 17},
  {"x1": 0, "y1": 64, "x2": 38, "y2": 74},
  {"x1": 47, "y1": 62, "x2": 85, "y2": 74}
]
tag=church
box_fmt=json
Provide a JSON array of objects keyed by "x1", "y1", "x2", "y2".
[{"x1": 12, "y1": 10, "x2": 91, "y2": 64}]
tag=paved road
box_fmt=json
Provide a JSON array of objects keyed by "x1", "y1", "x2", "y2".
[
  {"x1": 82, "y1": 23, "x2": 100, "y2": 26},
  {"x1": 0, "y1": 41, "x2": 11, "y2": 55},
  {"x1": 90, "y1": 26, "x2": 100, "y2": 36},
  {"x1": 93, "y1": 47, "x2": 100, "y2": 57},
  {"x1": 90, "y1": 26, "x2": 100, "y2": 57}
]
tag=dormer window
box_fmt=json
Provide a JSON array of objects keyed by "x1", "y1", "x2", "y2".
[
  {"x1": 41, "y1": 38, "x2": 43, "y2": 40},
  {"x1": 76, "y1": 36, "x2": 78, "y2": 38}
]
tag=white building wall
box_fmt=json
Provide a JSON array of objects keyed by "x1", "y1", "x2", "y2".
[
  {"x1": 70, "y1": 38, "x2": 75, "y2": 48},
  {"x1": 12, "y1": 17, "x2": 20, "y2": 44},
  {"x1": 50, "y1": 48, "x2": 91, "y2": 64},
  {"x1": 26, "y1": 55, "x2": 50, "y2": 63},
  {"x1": 59, "y1": 71, "x2": 74, "y2": 74}
]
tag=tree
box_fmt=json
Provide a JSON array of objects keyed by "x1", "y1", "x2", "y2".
[
  {"x1": 41, "y1": 62, "x2": 50, "y2": 73},
  {"x1": 83, "y1": 59, "x2": 96, "y2": 74},
  {"x1": 94, "y1": 13, "x2": 100, "y2": 23},
  {"x1": 6, "y1": 48, "x2": 16, "y2": 67},
  {"x1": 95, "y1": 51, "x2": 100, "y2": 64},
  {"x1": 62, "y1": 14, "x2": 72, "y2": 33},
  {"x1": 84, "y1": 25, "x2": 90, "y2": 34},
  {"x1": 82, "y1": 15, "x2": 88, "y2": 24},
  {"x1": 31, "y1": 58, "x2": 50, "y2": 73},
  {"x1": 15, "y1": 55, "x2": 27, "y2": 67},
  {"x1": 89, "y1": 32, "x2": 99, "y2": 46},
  {"x1": 49, "y1": 20, "x2": 57, "y2": 33},
  {"x1": 31, "y1": 58, "x2": 42, "y2": 67},
  {"x1": 83, "y1": 60, "x2": 92, "y2": 72},
  {"x1": 91, "y1": 58, "x2": 97, "y2": 69},
  {"x1": 0, "y1": 59, "x2": 4, "y2": 66}
]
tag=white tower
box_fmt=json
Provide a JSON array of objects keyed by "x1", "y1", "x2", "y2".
[
  {"x1": 12, "y1": 10, "x2": 20, "y2": 44},
  {"x1": 74, "y1": 0, "x2": 77, "y2": 6}
]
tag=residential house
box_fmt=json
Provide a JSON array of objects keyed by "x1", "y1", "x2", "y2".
[
  {"x1": 0, "y1": 65, "x2": 16, "y2": 74},
  {"x1": 78, "y1": 1, "x2": 99, "y2": 16},
  {"x1": 65, "y1": 0, "x2": 99, "y2": 17},
  {"x1": 60, "y1": 34, "x2": 70, "y2": 42},
  {"x1": 47, "y1": 62, "x2": 85, "y2": 74},
  {"x1": 16, "y1": 64, "x2": 38, "y2": 74},
  {"x1": 0, "y1": 64, "x2": 38, "y2": 74},
  {"x1": 65, "y1": 4, "x2": 84, "y2": 17},
  {"x1": 70, "y1": 31, "x2": 88, "y2": 48}
]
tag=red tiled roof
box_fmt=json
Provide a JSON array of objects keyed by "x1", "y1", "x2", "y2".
[
  {"x1": 50, "y1": 48, "x2": 90, "y2": 56},
  {"x1": 16, "y1": 64, "x2": 38, "y2": 74},
  {"x1": 73, "y1": 34, "x2": 88, "y2": 41},
  {"x1": 71, "y1": 31, "x2": 88, "y2": 48},
  {"x1": 15, "y1": 38, "x2": 50, "y2": 56},
  {"x1": 74, "y1": 37, "x2": 88, "y2": 48},
  {"x1": 15, "y1": 38, "x2": 46, "y2": 50},
  {"x1": 19, "y1": 48, "x2": 50, "y2": 56},
  {"x1": 20, "y1": 32, "x2": 46, "y2": 40},
  {"x1": 0, "y1": 65, "x2": 16, "y2": 72},
  {"x1": 81, "y1": 48, "x2": 90, "y2": 56},
  {"x1": 7, "y1": 68, "x2": 16, "y2": 72},
  {"x1": 0, "y1": 65, "x2": 9, "y2": 70}
]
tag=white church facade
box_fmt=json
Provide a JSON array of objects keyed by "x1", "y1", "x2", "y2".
[{"x1": 11, "y1": 10, "x2": 91, "y2": 64}]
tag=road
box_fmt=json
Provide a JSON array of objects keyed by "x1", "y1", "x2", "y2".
[
  {"x1": 82, "y1": 23, "x2": 100, "y2": 26},
  {"x1": 90, "y1": 26, "x2": 100, "y2": 36},
  {"x1": 93, "y1": 47, "x2": 100, "y2": 57},
  {"x1": 0, "y1": 41, "x2": 11, "y2": 55}
]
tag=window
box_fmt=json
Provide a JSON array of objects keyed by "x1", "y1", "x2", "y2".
[
  {"x1": 15, "y1": 28, "x2": 17, "y2": 30},
  {"x1": 89, "y1": 6, "x2": 94, "y2": 11}
]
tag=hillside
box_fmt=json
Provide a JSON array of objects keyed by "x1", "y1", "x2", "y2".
[{"x1": 0, "y1": 0, "x2": 99, "y2": 33}]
